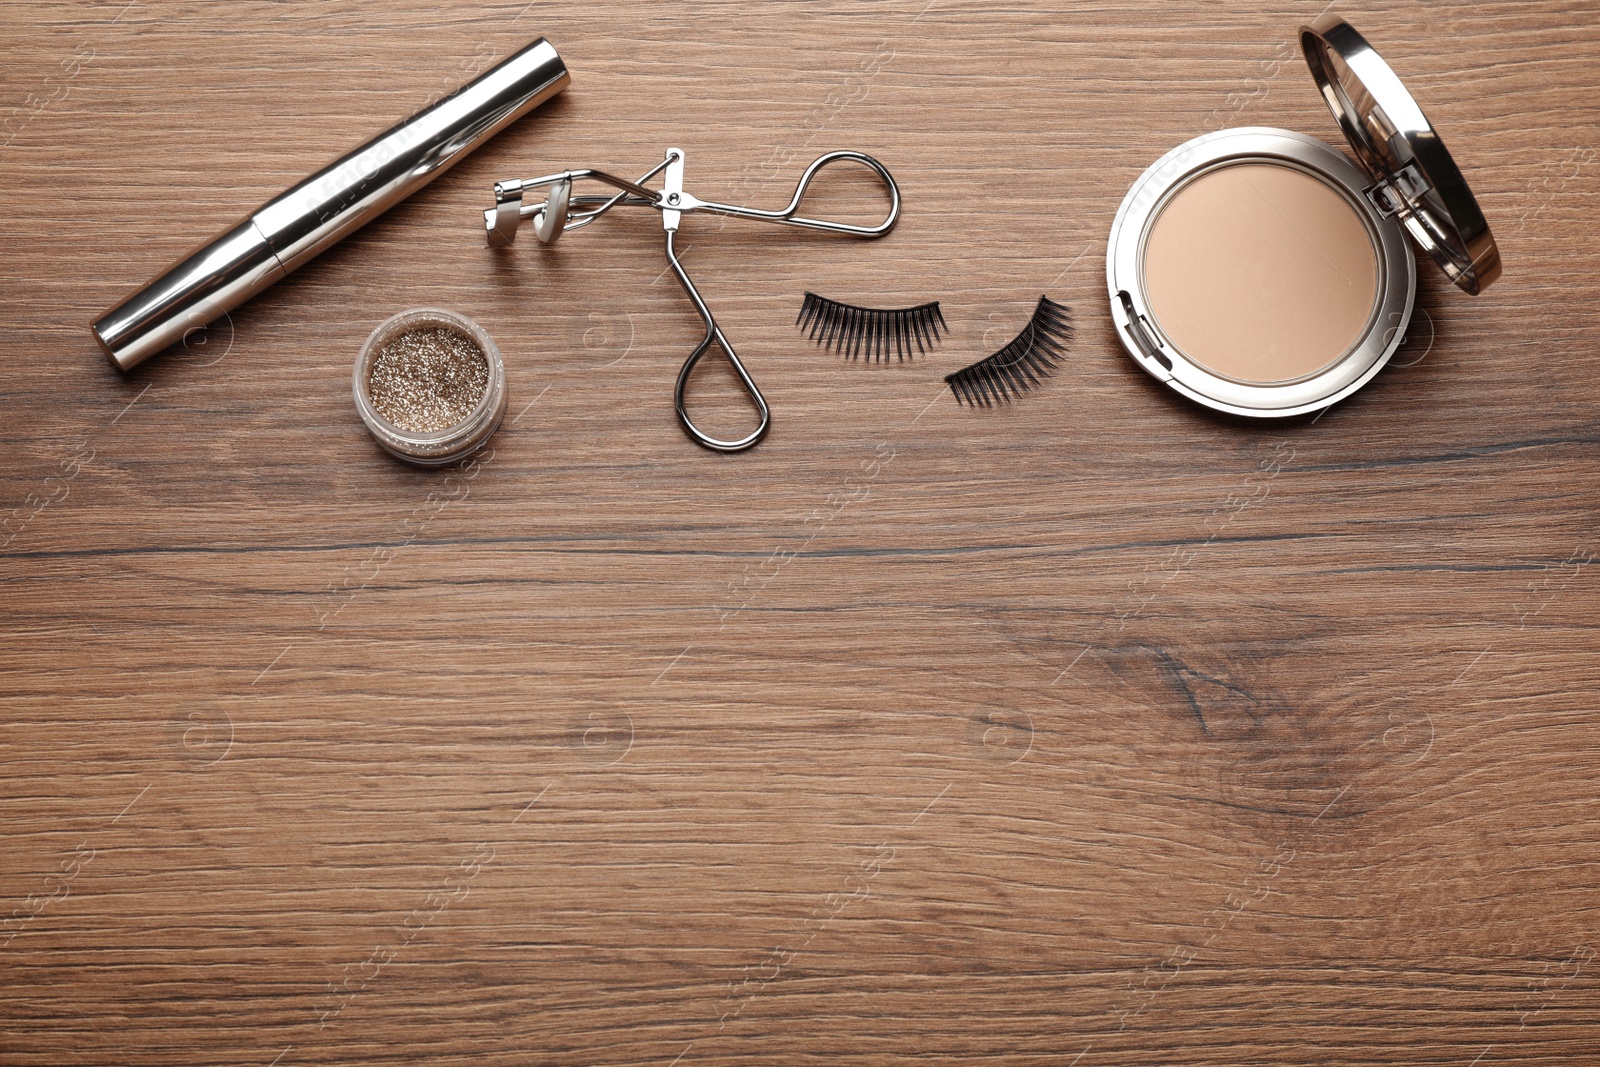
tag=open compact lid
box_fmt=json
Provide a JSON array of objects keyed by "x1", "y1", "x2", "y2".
[{"x1": 1300, "y1": 15, "x2": 1501, "y2": 294}]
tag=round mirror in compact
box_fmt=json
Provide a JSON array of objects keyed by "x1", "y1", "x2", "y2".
[{"x1": 1106, "y1": 15, "x2": 1501, "y2": 418}]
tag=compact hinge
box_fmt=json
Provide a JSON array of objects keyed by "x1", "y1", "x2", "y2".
[
  {"x1": 1117, "y1": 290, "x2": 1172, "y2": 372},
  {"x1": 1363, "y1": 161, "x2": 1430, "y2": 219}
]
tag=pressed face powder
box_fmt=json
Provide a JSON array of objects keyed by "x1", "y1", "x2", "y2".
[
  {"x1": 1142, "y1": 162, "x2": 1379, "y2": 384},
  {"x1": 366, "y1": 326, "x2": 490, "y2": 433}
]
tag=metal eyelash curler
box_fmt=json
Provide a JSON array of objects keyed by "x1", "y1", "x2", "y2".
[{"x1": 483, "y1": 147, "x2": 900, "y2": 452}]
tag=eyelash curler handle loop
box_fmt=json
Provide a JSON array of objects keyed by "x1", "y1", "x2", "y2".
[{"x1": 691, "y1": 151, "x2": 900, "y2": 237}]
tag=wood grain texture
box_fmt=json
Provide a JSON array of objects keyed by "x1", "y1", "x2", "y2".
[{"x1": 3, "y1": 1, "x2": 1599, "y2": 1064}]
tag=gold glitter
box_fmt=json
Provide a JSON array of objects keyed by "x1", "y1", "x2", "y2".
[{"x1": 366, "y1": 326, "x2": 490, "y2": 433}]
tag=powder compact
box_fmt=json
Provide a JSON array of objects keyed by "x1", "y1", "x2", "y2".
[
  {"x1": 1107, "y1": 15, "x2": 1501, "y2": 417},
  {"x1": 354, "y1": 308, "x2": 507, "y2": 465}
]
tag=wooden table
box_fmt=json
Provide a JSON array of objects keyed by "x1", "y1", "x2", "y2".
[{"x1": 4, "y1": 2, "x2": 1598, "y2": 1063}]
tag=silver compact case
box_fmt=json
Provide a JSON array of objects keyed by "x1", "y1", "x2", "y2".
[{"x1": 1106, "y1": 15, "x2": 1500, "y2": 417}]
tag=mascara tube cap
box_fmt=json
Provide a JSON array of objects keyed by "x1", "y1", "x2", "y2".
[{"x1": 93, "y1": 37, "x2": 569, "y2": 371}]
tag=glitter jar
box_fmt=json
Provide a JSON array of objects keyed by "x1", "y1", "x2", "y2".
[{"x1": 353, "y1": 308, "x2": 507, "y2": 466}]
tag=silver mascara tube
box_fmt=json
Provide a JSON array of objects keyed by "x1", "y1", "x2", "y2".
[{"x1": 93, "y1": 37, "x2": 569, "y2": 371}]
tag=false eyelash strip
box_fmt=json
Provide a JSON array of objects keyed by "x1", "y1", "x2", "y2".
[
  {"x1": 945, "y1": 295, "x2": 1071, "y2": 407},
  {"x1": 796, "y1": 292, "x2": 947, "y2": 362}
]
